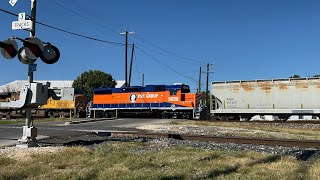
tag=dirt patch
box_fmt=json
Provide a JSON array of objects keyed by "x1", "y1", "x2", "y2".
[{"x1": 0, "y1": 146, "x2": 65, "y2": 161}]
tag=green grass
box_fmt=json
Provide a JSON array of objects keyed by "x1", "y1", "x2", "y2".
[
  {"x1": 1, "y1": 141, "x2": 319, "y2": 179},
  {"x1": 0, "y1": 118, "x2": 69, "y2": 125},
  {"x1": 0, "y1": 119, "x2": 25, "y2": 125}
]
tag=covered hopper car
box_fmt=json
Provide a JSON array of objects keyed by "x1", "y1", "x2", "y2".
[
  {"x1": 89, "y1": 84, "x2": 202, "y2": 118},
  {"x1": 211, "y1": 77, "x2": 320, "y2": 121}
]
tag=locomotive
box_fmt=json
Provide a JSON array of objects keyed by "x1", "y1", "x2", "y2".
[{"x1": 89, "y1": 83, "x2": 202, "y2": 118}]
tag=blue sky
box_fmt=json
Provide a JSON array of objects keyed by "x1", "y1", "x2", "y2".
[{"x1": 1, "y1": 0, "x2": 320, "y2": 92}]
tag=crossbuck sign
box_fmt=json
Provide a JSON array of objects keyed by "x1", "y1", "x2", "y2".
[{"x1": 9, "y1": 0, "x2": 18, "y2": 6}]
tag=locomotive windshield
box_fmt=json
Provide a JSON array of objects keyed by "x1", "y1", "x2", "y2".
[{"x1": 181, "y1": 85, "x2": 190, "y2": 93}]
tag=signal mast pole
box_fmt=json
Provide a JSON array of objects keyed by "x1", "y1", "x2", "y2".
[{"x1": 19, "y1": 0, "x2": 37, "y2": 147}]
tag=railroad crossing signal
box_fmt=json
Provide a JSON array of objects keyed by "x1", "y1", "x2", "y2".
[{"x1": 1, "y1": 37, "x2": 60, "y2": 65}]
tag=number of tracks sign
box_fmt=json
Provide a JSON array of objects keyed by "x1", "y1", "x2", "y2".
[{"x1": 12, "y1": 12, "x2": 32, "y2": 30}]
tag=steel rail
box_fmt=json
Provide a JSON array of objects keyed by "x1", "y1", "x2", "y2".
[{"x1": 108, "y1": 132, "x2": 320, "y2": 148}]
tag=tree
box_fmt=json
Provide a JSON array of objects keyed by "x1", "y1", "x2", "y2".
[
  {"x1": 72, "y1": 70, "x2": 117, "y2": 101},
  {"x1": 289, "y1": 75, "x2": 301, "y2": 78},
  {"x1": 313, "y1": 74, "x2": 320, "y2": 77}
]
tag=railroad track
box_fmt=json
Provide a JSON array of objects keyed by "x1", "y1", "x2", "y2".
[
  {"x1": 106, "y1": 131, "x2": 320, "y2": 148},
  {"x1": 199, "y1": 119, "x2": 320, "y2": 124}
]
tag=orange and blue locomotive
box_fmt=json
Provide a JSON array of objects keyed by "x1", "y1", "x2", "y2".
[{"x1": 89, "y1": 84, "x2": 201, "y2": 118}]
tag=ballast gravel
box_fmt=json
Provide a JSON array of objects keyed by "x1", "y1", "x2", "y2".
[{"x1": 1, "y1": 133, "x2": 319, "y2": 162}]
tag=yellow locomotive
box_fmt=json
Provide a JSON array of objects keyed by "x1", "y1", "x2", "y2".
[{"x1": 0, "y1": 87, "x2": 86, "y2": 119}]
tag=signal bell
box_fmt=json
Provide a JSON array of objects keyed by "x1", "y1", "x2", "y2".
[{"x1": 0, "y1": 38, "x2": 18, "y2": 59}]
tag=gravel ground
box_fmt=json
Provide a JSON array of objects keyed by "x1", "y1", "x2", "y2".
[
  {"x1": 136, "y1": 123, "x2": 319, "y2": 139},
  {"x1": 228, "y1": 121, "x2": 320, "y2": 130}
]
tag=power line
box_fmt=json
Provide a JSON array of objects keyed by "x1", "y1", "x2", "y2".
[
  {"x1": 0, "y1": 8, "x2": 17, "y2": 17},
  {"x1": 50, "y1": 0, "x2": 122, "y2": 39},
  {"x1": 130, "y1": 40, "x2": 200, "y2": 65},
  {"x1": 68, "y1": 0, "x2": 124, "y2": 32},
  {"x1": 37, "y1": 22, "x2": 125, "y2": 46},
  {"x1": 135, "y1": 46, "x2": 198, "y2": 83},
  {"x1": 45, "y1": 2, "x2": 203, "y2": 82},
  {"x1": 0, "y1": 8, "x2": 125, "y2": 46},
  {"x1": 134, "y1": 33, "x2": 205, "y2": 65},
  {"x1": 46, "y1": 1, "x2": 205, "y2": 66}
]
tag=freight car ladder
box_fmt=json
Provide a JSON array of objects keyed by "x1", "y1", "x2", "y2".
[
  {"x1": 86, "y1": 101, "x2": 92, "y2": 118},
  {"x1": 194, "y1": 93, "x2": 203, "y2": 119}
]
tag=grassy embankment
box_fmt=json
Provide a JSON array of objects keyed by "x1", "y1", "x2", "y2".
[{"x1": 0, "y1": 141, "x2": 319, "y2": 179}]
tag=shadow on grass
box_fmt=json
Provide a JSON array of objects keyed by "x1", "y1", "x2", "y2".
[
  {"x1": 296, "y1": 150, "x2": 320, "y2": 161},
  {"x1": 160, "y1": 175, "x2": 185, "y2": 180},
  {"x1": 248, "y1": 154, "x2": 282, "y2": 166},
  {"x1": 204, "y1": 155, "x2": 282, "y2": 179},
  {"x1": 206, "y1": 165, "x2": 240, "y2": 179},
  {"x1": 63, "y1": 140, "x2": 105, "y2": 146}
]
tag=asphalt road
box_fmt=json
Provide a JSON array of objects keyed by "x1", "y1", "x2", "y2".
[{"x1": 0, "y1": 118, "x2": 176, "y2": 147}]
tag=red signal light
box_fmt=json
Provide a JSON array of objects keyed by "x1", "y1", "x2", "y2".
[
  {"x1": 0, "y1": 39, "x2": 18, "y2": 59},
  {"x1": 23, "y1": 37, "x2": 43, "y2": 58}
]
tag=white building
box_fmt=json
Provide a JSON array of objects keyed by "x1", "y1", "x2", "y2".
[{"x1": 0, "y1": 80, "x2": 125, "y2": 92}]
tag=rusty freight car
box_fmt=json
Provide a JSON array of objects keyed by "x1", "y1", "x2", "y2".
[{"x1": 211, "y1": 77, "x2": 320, "y2": 121}]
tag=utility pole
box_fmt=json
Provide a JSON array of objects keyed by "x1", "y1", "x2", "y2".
[
  {"x1": 205, "y1": 63, "x2": 213, "y2": 107},
  {"x1": 120, "y1": 30, "x2": 135, "y2": 87},
  {"x1": 128, "y1": 43, "x2": 135, "y2": 87},
  {"x1": 198, "y1": 66, "x2": 201, "y2": 93},
  {"x1": 142, "y1": 74, "x2": 144, "y2": 87}
]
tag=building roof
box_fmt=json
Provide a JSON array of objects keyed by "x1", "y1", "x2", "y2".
[{"x1": 0, "y1": 80, "x2": 126, "y2": 92}]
